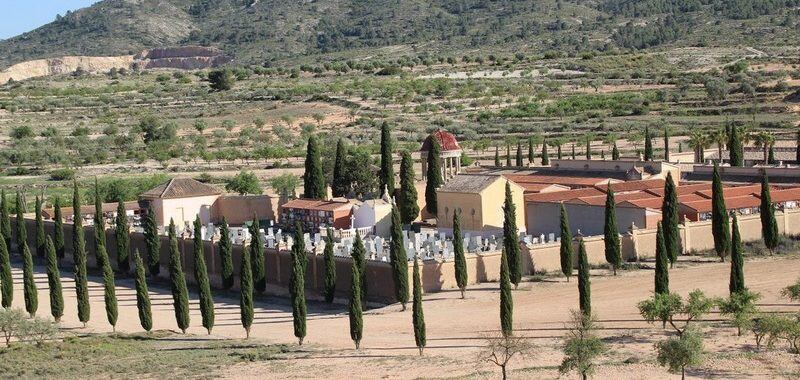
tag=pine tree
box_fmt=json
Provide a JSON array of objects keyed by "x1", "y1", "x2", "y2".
[
  {"x1": 323, "y1": 228, "x2": 336, "y2": 303},
  {"x1": 654, "y1": 222, "x2": 670, "y2": 295},
  {"x1": 425, "y1": 138, "x2": 443, "y2": 215},
  {"x1": 332, "y1": 138, "x2": 349, "y2": 197},
  {"x1": 35, "y1": 196, "x2": 45, "y2": 259},
  {"x1": 0, "y1": 230, "x2": 12, "y2": 309},
  {"x1": 132, "y1": 250, "x2": 153, "y2": 332},
  {"x1": 15, "y1": 191, "x2": 27, "y2": 252},
  {"x1": 73, "y1": 181, "x2": 91, "y2": 326},
  {"x1": 577, "y1": 239, "x2": 591, "y2": 316},
  {"x1": 559, "y1": 204, "x2": 573, "y2": 281},
  {"x1": 21, "y1": 242, "x2": 37, "y2": 317},
  {"x1": 453, "y1": 211, "x2": 468, "y2": 299},
  {"x1": 349, "y1": 261, "x2": 363, "y2": 349},
  {"x1": 193, "y1": 217, "x2": 215, "y2": 334},
  {"x1": 97, "y1": 244, "x2": 118, "y2": 331},
  {"x1": 143, "y1": 205, "x2": 161, "y2": 277},
  {"x1": 219, "y1": 218, "x2": 234, "y2": 290},
  {"x1": 664, "y1": 125, "x2": 670, "y2": 162},
  {"x1": 168, "y1": 220, "x2": 190, "y2": 333},
  {"x1": 250, "y1": 217, "x2": 266, "y2": 293},
  {"x1": 506, "y1": 144, "x2": 512, "y2": 167},
  {"x1": 53, "y1": 197, "x2": 65, "y2": 260},
  {"x1": 45, "y1": 236, "x2": 64, "y2": 322},
  {"x1": 352, "y1": 231, "x2": 368, "y2": 303},
  {"x1": 612, "y1": 142, "x2": 620, "y2": 160},
  {"x1": 711, "y1": 164, "x2": 731, "y2": 262},
  {"x1": 93, "y1": 178, "x2": 106, "y2": 255},
  {"x1": 528, "y1": 137, "x2": 535, "y2": 163},
  {"x1": 239, "y1": 237, "x2": 254, "y2": 338},
  {"x1": 0, "y1": 190, "x2": 10, "y2": 253},
  {"x1": 303, "y1": 135, "x2": 326, "y2": 199},
  {"x1": 644, "y1": 126, "x2": 653, "y2": 161},
  {"x1": 515, "y1": 141, "x2": 523, "y2": 166},
  {"x1": 494, "y1": 146, "x2": 500, "y2": 166},
  {"x1": 290, "y1": 221, "x2": 308, "y2": 345},
  {"x1": 760, "y1": 174, "x2": 779, "y2": 254},
  {"x1": 115, "y1": 200, "x2": 130, "y2": 273},
  {"x1": 379, "y1": 122, "x2": 395, "y2": 194},
  {"x1": 502, "y1": 182, "x2": 522, "y2": 288},
  {"x1": 541, "y1": 140, "x2": 550, "y2": 165},
  {"x1": 399, "y1": 151, "x2": 420, "y2": 225},
  {"x1": 585, "y1": 135, "x2": 592, "y2": 160},
  {"x1": 729, "y1": 215, "x2": 745, "y2": 295},
  {"x1": 390, "y1": 205, "x2": 409, "y2": 309},
  {"x1": 412, "y1": 253, "x2": 426, "y2": 354},
  {"x1": 662, "y1": 173, "x2": 680, "y2": 267},
  {"x1": 603, "y1": 185, "x2": 621, "y2": 275},
  {"x1": 499, "y1": 247, "x2": 513, "y2": 337}
]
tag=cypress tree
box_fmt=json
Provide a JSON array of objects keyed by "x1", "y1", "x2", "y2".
[
  {"x1": 45, "y1": 236, "x2": 63, "y2": 322},
  {"x1": 352, "y1": 231, "x2": 368, "y2": 303},
  {"x1": 399, "y1": 151, "x2": 420, "y2": 225},
  {"x1": 654, "y1": 222, "x2": 670, "y2": 295},
  {"x1": 168, "y1": 220, "x2": 190, "y2": 333},
  {"x1": 143, "y1": 205, "x2": 161, "y2": 277},
  {"x1": 502, "y1": 182, "x2": 522, "y2": 288},
  {"x1": 662, "y1": 173, "x2": 680, "y2": 267},
  {"x1": 515, "y1": 141, "x2": 523, "y2": 166},
  {"x1": 250, "y1": 217, "x2": 266, "y2": 293},
  {"x1": 644, "y1": 126, "x2": 653, "y2": 161},
  {"x1": 412, "y1": 253, "x2": 426, "y2": 354},
  {"x1": 528, "y1": 137, "x2": 535, "y2": 163},
  {"x1": 290, "y1": 221, "x2": 308, "y2": 345},
  {"x1": 499, "y1": 247, "x2": 513, "y2": 337},
  {"x1": 193, "y1": 216, "x2": 215, "y2": 334},
  {"x1": 21, "y1": 242, "x2": 37, "y2": 317},
  {"x1": 453, "y1": 211, "x2": 468, "y2": 299},
  {"x1": 303, "y1": 135, "x2": 326, "y2": 199},
  {"x1": 603, "y1": 186, "x2": 621, "y2": 275},
  {"x1": 506, "y1": 144, "x2": 512, "y2": 167},
  {"x1": 132, "y1": 250, "x2": 153, "y2": 332},
  {"x1": 768, "y1": 144, "x2": 776, "y2": 165},
  {"x1": 494, "y1": 146, "x2": 500, "y2": 166},
  {"x1": 0, "y1": 230, "x2": 11, "y2": 309},
  {"x1": 796, "y1": 130, "x2": 800, "y2": 164},
  {"x1": 664, "y1": 125, "x2": 670, "y2": 162},
  {"x1": 577, "y1": 239, "x2": 591, "y2": 316},
  {"x1": 390, "y1": 205, "x2": 409, "y2": 309},
  {"x1": 559, "y1": 204, "x2": 573, "y2": 281},
  {"x1": 332, "y1": 138, "x2": 349, "y2": 198},
  {"x1": 0, "y1": 190, "x2": 10, "y2": 252},
  {"x1": 349, "y1": 261, "x2": 363, "y2": 349},
  {"x1": 53, "y1": 197, "x2": 65, "y2": 260},
  {"x1": 541, "y1": 140, "x2": 550, "y2": 165},
  {"x1": 711, "y1": 164, "x2": 731, "y2": 262},
  {"x1": 93, "y1": 178, "x2": 106, "y2": 254},
  {"x1": 15, "y1": 191, "x2": 27, "y2": 252},
  {"x1": 323, "y1": 228, "x2": 336, "y2": 303},
  {"x1": 379, "y1": 122, "x2": 395, "y2": 194},
  {"x1": 729, "y1": 125, "x2": 743, "y2": 167},
  {"x1": 729, "y1": 215, "x2": 745, "y2": 295},
  {"x1": 425, "y1": 137, "x2": 443, "y2": 215},
  {"x1": 571, "y1": 142, "x2": 576, "y2": 160},
  {"x1": 557, "y1": 144, "x2": 563, "y2": 160},
  {"x1": 760, "y1": 174, "x2": 779, "y2": 254},
  {"x1": 239, "y1": 236, "x2": 254, "y2": 338},
  {"x1": 35, "y1": 196, "x2": 45, "y2": 259},
  {"x1": 115, "y1": 200, "x2": 130, "y2": 273},
  {"x1": 73, "y1": 181, "x2": 91, "y2": 327},
  {"x1": 97, "y1": 244, "x2": 118, "y2": 331},
  {"x1": 219, "y1": 218, "x2": 234, "y2": 290},
  {"x1": 585, "y1": 135, "x2": 592, "y2": 160},
  {"x1": 612, "y1": 142, "x2": 620, "y2": 160}
]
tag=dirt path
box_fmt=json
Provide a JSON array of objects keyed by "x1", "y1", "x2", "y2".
[{"x1": 7, "y1": 255, "x2": 800, "y2": 379}]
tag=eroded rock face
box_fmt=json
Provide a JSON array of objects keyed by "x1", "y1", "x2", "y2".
[{"x1": 0, "y1": 46, "x2": 231, "y2": 82}]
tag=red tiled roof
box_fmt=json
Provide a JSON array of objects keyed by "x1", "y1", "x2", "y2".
[
  {"x1": 281, "y1": 198, "x2": 353, "y2": 212},
  {"x1": 140, "y1": 178, "x2": 221, "y2": 199},
  {"x1": 567, "y1": 191, "x2": 657, "y2": 206},
  {"x1": 514, "y1": 182, "x2": 570, "y2": 194},
  {"x1": 598, "y1": 179, "x2": 665, "y2": 193},
  {"x1": 420, "y1": 129, "x2": 461, "y2": 152},
  {"x1": 763, "y1": 188, "x2": 800, "y2": 203},
  {"x1": 525, "y1": 187, "x2": 604, "y2": 203},
  {"x1": 620, "y1": 197, "x2": 665, "y2": 210},
  {"x1": 506, "y1": 174, "x2": 610, "y2": 188},
  {"x1": 681, "y1": 195, "x2": 761, "y2": 213},
  {"x1": 695, "y1": 184, "x2": 761, "y2": 199},
  {"x1": 645, "y1": 183, "x2": 711, "y2": 197}
]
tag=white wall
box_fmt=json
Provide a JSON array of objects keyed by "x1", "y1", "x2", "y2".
[{"x1": 156, "y1": 195, "x2": 220, "y2": 228}]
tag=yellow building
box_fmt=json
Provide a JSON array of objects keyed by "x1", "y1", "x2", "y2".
[{"x1": 436, "y1": 174, "x2": 526, "y2": 237}]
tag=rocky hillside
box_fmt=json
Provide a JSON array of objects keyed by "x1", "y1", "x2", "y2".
[{"x1": 0, "y1": 0, "x2": 798, "y2": 68}]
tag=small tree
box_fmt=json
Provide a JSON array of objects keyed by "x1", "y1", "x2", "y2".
[
  {"x1": 15, "y1": 191, "x2": 27, "y2": 252},
  {"x1": 143, "y1": 206, "x2": 161, "y2": 277},
  {"x1": 718, "y1": 289, "x2": 760, "y2": 336},
  {"x1": 168, "y1": 220, "x2": 190, "y2": 333},
  {"x1": 612, "y1": 142, "x2": 620, "y2": 160},
  {"x1": 323, "y1": 228, "x2": 336, "y2": 303},
  {"x1": 412, "y1": 253, "x2": 426, "y2": 355},
  {"x1": 559, "y1": 204, "x2": 573, "y2": 281},
  {"x1": 132, "y1": 250, "x2": 153, "y2": 332},
  {"x1": 603, "y1": 185, "x2": 621, "y2": 275},
  {"x1": 226, "y1": 171, "x2": 262, "y2": 195},
  {"x1": 0, "y1": 308, "x2": 26, "y2": 346},
  {"x1": 656, "y1": 329, "x2": 704, "y2": 380},
  {"x1": 239, "y1": 237, "x2": 254, "y2": 339},
  {"x1": 219, "y1": 218, "x2": 234, "y2": 290},
  {"x1": 379, "y1": 122, "x2": 395, "y2": 194},
  {"x1": 93, "y1": 180, "x2": 106, "y2": 256},
  {"x1": 73, "y1": 181, "x2": 91, "y2": 326},
  {"x1": 425, "y1": 138, "x2": 443, "y2": 215},
  {"x1": 399, "y1": 151, "x2": 420, "y2": 224},
  {"x1": 21, "y1": 243, "x2": 37, "y2": 318},
  {"x1": 664, "y1": 125, "x2": 671, "y2": 162},
  {"x1": 290, "y1": 222, "x2": 308, "y2": 345},
  {"x1": 638, "y1": 290, "x2": 714, "y2": 335},
  {"x1": 782, "y1": 278, "x2": 800, "y2": 302},
  {"x1": 502, "y1": 182, "x2": 522, "y2": 288},
  {"x1": 559, "y1": 311, "x2": 606, "y2": 380},
  {"x1": 478, "y1": 333, "x2": 532, "y2": 380},
  {"x1": 654, "y1": 222, "x2": 670, "y2": 295},
  {"x1": 34, "y1": 196, "x2": 45, "y2": 259},
  {"x1": 389, "y1": 205, "x2": 409, "y2": 309},
  {"x1": 515, "y1": 142, "x2": 523, "y2": 166},
  {"x1": 644, "y1": 125, "x2": 653, "y2": 161},
  {"x1": 332, "y1": 138, "x2": 349, "y2": 197},
  {"x1": 729, "y1": 214, "x2": 745, "y2": 295},
  {"x1": 53, "y1": 197, "x2": 65, "y2": 260},
  {"x1": 500, "y1": 248, "x2": 514, "y2": 337},
  {"x1": 349, "y1": 261, "x2": 363, "y2": 349},
  {"x1": 711, "y1": 164, "x2": 730, "y2": 262},
  {"x1": 453, "y1": 211, "x2": 468, "y2": 298},
  {"x1": 541, "y1": 139, "x2": 550, "y2": 165},
  {"x1": 208, "y1": 69, "x2": 235, "y2": 91},
  {"x1": 115, "y1": 200, "x2": 130, "y2": 273},
  {"x1": 0, "y1": 190, "x2": 10, "y2": 253},
  {"x1": 44, "y1": 237, "x2": 63, "y2": 322},
  {"x1": 193, "y1": 217, "x2": 215, "y2": 334},
  {"x1": 303, "y1": 135, "x2": 326, "y2": 200},
  {"x1": 662, "y1": 173, "x2": 680, "y2": 267}
]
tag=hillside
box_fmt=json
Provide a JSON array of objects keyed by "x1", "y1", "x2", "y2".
[{"x1": 1, "y1": 0, "x2": 798, "y2": 68}]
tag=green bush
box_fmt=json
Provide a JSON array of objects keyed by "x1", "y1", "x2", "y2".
[{"x1": 49, "y1": 168, "x2": 76, "y2": 181}]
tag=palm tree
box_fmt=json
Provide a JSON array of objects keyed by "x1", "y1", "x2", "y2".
[
  {"x1": 753, "y1": 131, "x2": 775, "y2": 165},
  {"x1": 686, "y1": 131, "x2": 710, "y2": 163},
  {"x1": 711, "y1": 127, "x2": 727, "y2": 163}
]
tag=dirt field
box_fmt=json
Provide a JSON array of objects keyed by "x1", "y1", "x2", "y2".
[{"x1": 7, "y1": 254, "x2": 800, "y2": 379}]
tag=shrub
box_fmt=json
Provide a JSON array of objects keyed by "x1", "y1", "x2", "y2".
[{"x1": 49, "y1": 168, "x2": 76, "y2": 181}]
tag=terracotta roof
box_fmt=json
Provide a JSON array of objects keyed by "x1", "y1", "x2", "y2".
[
  {"x1": 598, "y1": 179, "x2": 665, "y2": 193},
  {"x1": 762, "y1": 188, "x2": 800, "y2": 203},
  {"x1": 514, "y1": 182, "x2": 570, "y2": 194},
  {"x1": 567, "y1": 191, "x2": 658, "y2": 206},
  {"x1": 438, "y1": 174, "x2": 503, "y2": 194},
  {"x1": 420, "y1": 129, "x2": 461, "y2": 152},
  {"x1": 281, "y1": 198, "x2": 354, "y2": 212},
  {"x1": 140, "y1": 178, "x2": 221, "y2": 199},
  {"x1": 505, "y1": 174, "x2": 610, "y2": 188},
  {"x1": 695, "y1": 184, "x2": 761, "y2": 199},
  {"x1": 681, "y1": 195, "x2": 761, "y2": 213},
  {"x1": 525, "y1": 187, "x2": 604, "y2": 203},
  {"x1": 619, "y1": 197, "x2": 665, "y2": 210}
]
